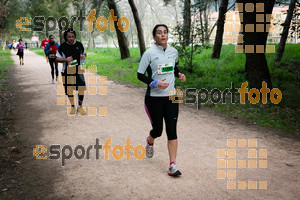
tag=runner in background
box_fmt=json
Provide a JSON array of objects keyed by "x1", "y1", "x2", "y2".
[
  {"x1": 45, "y1": 35, "x2": 59, "y2": 84},
  {"x1": 13, "y1": 40, "x2": 17, "y2": 50},
  {"x1": 16, "y1": 39, "x2": 24, "y2": 65},
  {"x1": 40, "y1": 36, "x2": 49, "y2": 63}
]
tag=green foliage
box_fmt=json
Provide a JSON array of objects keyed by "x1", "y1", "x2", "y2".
[{"x1": 1, "y1": 0, "x2": 30, "y2": 41}]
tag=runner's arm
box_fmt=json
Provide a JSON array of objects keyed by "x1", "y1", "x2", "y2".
[
  {"x1": 174, "y1": 60, "x2": 180, "y2": 78},
  {"x1": 56, "y1": 50, "x2": 67, "y2": 63},
  {"x1": 44, "y1": 43, "x2": 50, "y2": 56},
  {"x1": 56, "y1": 57, "x2": 67, "y2": 63},
  {"x1": 81, "y1": 44, "x2": 87, "y2": 57},
  {"x1": 137, "y1": 72, "x2": 153, "y2": 85},
  {"x1": 174, "y1": 51, "x2": 180, "y2": 78},
  {"x1": 56, "y1": 51, "x2": 73, "y2": 63},
  {"x1": 137, "y1": 52, "x2": 153, "y2": 85}
]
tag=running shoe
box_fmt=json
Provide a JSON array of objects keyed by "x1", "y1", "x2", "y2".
[
  {"x1": 68, "y1": 107, "x2": 76, "y2": 116},
  {"x1": 22, "y1": 62, "x2": 24, "y2": 65},
  {"x1": 168, "y1": 163, "x2": 181, "y2": 176},
  {"x1": 77, "y1": 106, "x2": 86, "y2": 115},
  {"x1": 145, "y1": 136, "x2": 154, "y2": 158},
  {"x1": 20, "y1": 61, "x2": 21, "y2": 65},
  {"x1": 52, "y1": 79, "x2": 55, "y2": 84}
]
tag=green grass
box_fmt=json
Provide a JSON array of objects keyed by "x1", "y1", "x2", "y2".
[
  {"x1": 0, "y1": 50, "x2": 14, "y2": 90},
  {"x1": 30, "y1": 48, "x2": 46, "y2": 57},
  {"x1": 0, "y1": 50, "x2": 14, "y2": 75},
  {"x1": 84, "y1": 44, "x2": 299, "y2": 136},
  {"x1": 0, "y1": 51, "x2": 13, "y2": 197},
  {"x1": 87, "y1": 48, "x2": 143, "y2": 85}
]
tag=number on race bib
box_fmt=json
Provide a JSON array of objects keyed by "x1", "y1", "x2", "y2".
[{"x1": 158, "y1": 63, "x2": 174, "y2": 74}]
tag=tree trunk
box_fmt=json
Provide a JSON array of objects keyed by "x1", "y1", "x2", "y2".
[
  {"x1": 237, "y1": 0, "x2": 275, "y2": 89},
  {"x1": 2, "y1": 39, "x2": 6, "y2": 50},
  {"x1": 183, "y1": 0, "x2": 191, "y2": 46},
  {"x1": 174, "y1": 0, "x2": 179, "y2": 24},
  {"x1": 107, "y1": 0, "x2": 130, "y2": 59},
  {"x1": 128, "y1": 0, "x2": 146, "y2": 56},
  {"x1": 275, "y1": 0, "x2": 296, "y2": 62},
  {"x1": 212, "y1": 0, "x2": 229, "y2": 59},
  {"x1": 59, "y1": 29, "x2": 63, "y2": 44},
  {"x1": 198, "y1": 1, "x2": 205, "y2": 44},
  {"x1": 87, "y1": 31, "x2": 95, "y2": 49},
  {"x1": 203, "y1": 6, "x2": 210, "y2": 43}
]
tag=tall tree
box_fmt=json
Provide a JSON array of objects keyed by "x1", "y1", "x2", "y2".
[
  {"x1": 87, "y1": 0, "x2": 105, "y2": 49},
  {"x1": 53, "y1": 0, "x2": 71, "y2": 44},
  {"x1": 0, "y1": 0, "x2": 30, "y2": 49},
  {"x1": 196, "y1": 0, "x2": 217, "y2": 44},
  {"x1": 106, "y1": 0, "x2": 130, "y2": 59},
  {"x1": 275, "y1": 0, "x2": 297, "y2": 62},
  {"x1": 163, "y1": 0, "x2": 180, "y2": 24},
  {"x1": 128, "y1": 0, "x2": 146, "y2": 56},
  {"x1": 211, "y1": 0, "x2": 229, "y2": 58},
  {"x1": 237, "y1": 0, "x2": 275, "y2": 89},
  {"x1": 0, "y1": 0, "x2": 10, "y2": 49},
  {"x1": 28, "y1": 0, "x2": 51, "y2": 37},
  {"x1": 183, "y1": 0, "x2": 191, "y2": 46}
]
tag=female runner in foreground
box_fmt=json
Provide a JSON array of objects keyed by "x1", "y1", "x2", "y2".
[{"x1": 137, "y1": 24, "x2": 186, "y2": 176}]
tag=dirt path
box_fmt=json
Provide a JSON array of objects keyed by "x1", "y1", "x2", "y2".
[{"x1": 2, "y1": 49, "x2": 299, "y2": 200}]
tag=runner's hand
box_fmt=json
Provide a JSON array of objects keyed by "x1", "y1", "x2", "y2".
[
  {"x1": 178, "y1": 73, "x2": 186, "y2": 82},
  {"x1": 66, "y1": 56, "x2": 73, "y2": 63},
  {"x1": 157, "y1": 78, "x2": 169, "y2": 89},
  {"x1": 80, "y1": 54, "x2": 86, "y2": 60}
]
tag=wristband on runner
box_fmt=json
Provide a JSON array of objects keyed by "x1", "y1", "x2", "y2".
[{"x1": 149, "y1": 80, "x2": 158, "y2": 89}]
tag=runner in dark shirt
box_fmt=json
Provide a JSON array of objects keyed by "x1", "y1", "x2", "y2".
[{"x1": 56, "y1": 28, "x2": 87, "y2": 116}]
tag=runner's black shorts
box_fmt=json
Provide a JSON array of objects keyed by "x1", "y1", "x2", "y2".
[
  {"x1": 61, "y1": 66, "x2": 86, "y2": 95},
  {"x1": 144, "y1": 95, "x2": 179, "y2": 140},
  {"x1": 18, "y1": 52, "x2": 23, "y2": 59}
]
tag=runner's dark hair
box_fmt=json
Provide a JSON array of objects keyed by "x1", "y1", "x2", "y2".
[
  {"x1": 63, "y1": 28, "x2": 76, "y2": 41},
  {"x1": 152, "y1": 24, "x2": 168, "y2": 37}
]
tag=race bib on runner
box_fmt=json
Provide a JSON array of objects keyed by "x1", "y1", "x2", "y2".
[
  {"x1": 70, "y1": 59, "x2": 78, "y2": 66},
  {"x1": 49, "y1": 54, "x2": 55, "y2": 58},
  {"x1": 157, "y1": 63, "x2": 174, "y2": 75}
]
